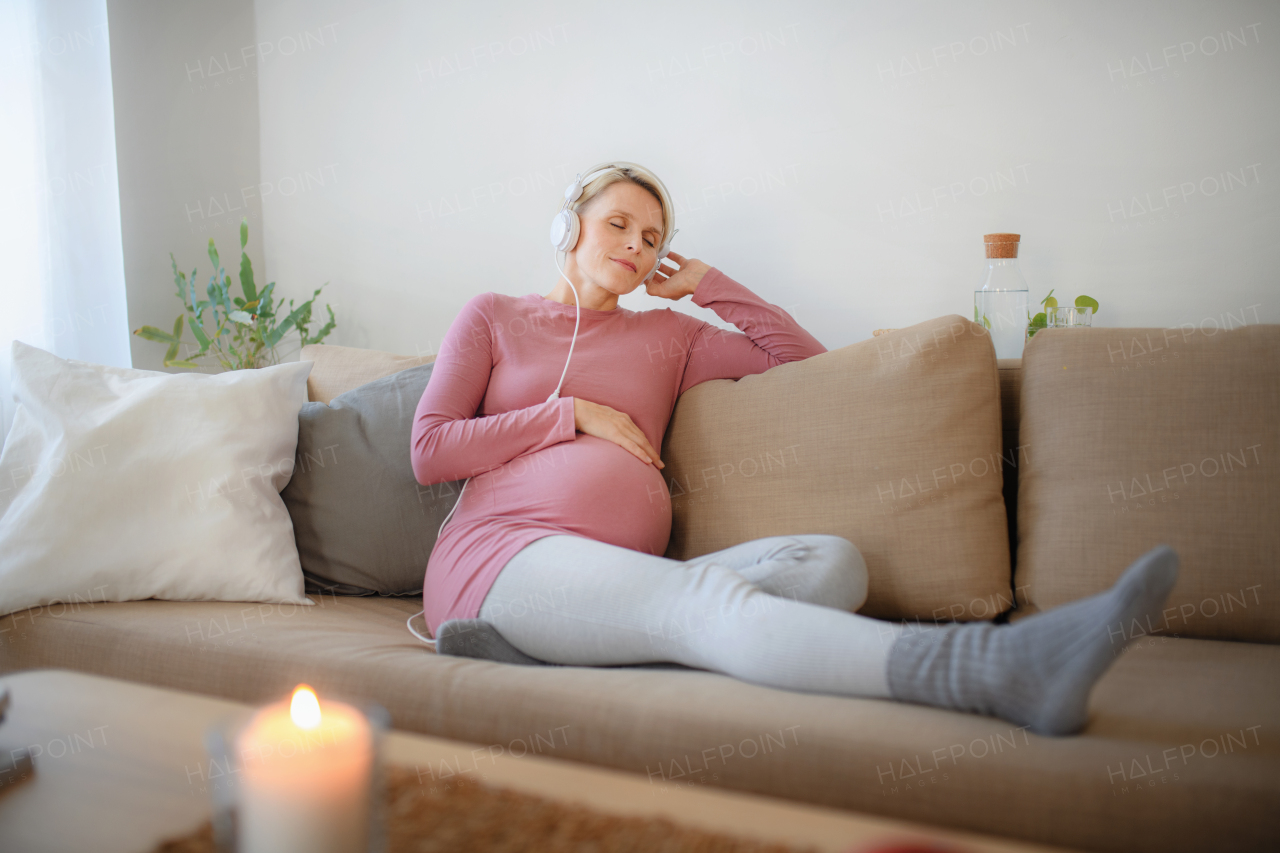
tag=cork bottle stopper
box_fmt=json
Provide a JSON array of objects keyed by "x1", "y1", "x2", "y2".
[{"x1": 984, "y1": 233, "x2": 1020, "y2": 258}]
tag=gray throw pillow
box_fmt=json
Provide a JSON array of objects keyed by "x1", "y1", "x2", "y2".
[{"x1": 281, "y1": 362, "x2": 463, "y2": 596}]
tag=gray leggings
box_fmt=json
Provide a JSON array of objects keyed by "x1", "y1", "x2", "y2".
[{"x1": 477, "y1": 533, "x2": 904, "y2": 698}]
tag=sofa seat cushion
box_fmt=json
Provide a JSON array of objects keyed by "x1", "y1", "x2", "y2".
[{"x1": 2, "y1": 599, "x2": 1276, "y2": 853}]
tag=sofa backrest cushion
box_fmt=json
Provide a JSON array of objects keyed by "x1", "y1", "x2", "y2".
[
  {"x1": 662, "y1": 314, "x2": 1013, "y2": 623},
  {"x1": 301, "y1": 343, "x2": 434, "y2": 404},
  {"x1": 1016, "y1": 323, "x2": 1279, "y2": 643}
]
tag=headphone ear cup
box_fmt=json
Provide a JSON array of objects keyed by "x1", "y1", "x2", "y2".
[
  {"x1": 645, "y1": 241, "x2": 671, "y2": 282},
  {"x1": 550, "y1": 209, "x2": 581, "y2": 252},
  {"x1": 565, "y1": 210, "x2": 580, "y2": 252}
]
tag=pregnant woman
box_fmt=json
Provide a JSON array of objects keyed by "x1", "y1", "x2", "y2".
[{"x1": 410, "y1": 161, "x2": 1179, "y2": 737}]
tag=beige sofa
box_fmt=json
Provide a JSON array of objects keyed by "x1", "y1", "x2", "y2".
[{"x1": 3, "y1": 314, "x2": 1276, "y2": 853}]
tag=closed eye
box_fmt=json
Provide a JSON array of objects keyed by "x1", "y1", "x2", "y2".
[{"x1": 612, "y1": 222, "x2": 655, "y2": 248}]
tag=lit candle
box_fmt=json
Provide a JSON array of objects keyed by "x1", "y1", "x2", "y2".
[{"x1": 235, "y1": 684, "x2": 374, "y2": 853}]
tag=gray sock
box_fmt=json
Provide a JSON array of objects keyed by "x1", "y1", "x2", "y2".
[
  {"x1": 885, "y1": 544, "x2": 1180, "y2": 736},
  {"x1": 434, "y1": 618, "x2": 552, "y2": 666}
]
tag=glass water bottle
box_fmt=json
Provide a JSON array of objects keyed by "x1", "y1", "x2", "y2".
[{"x1": 974, "y1": 233, "x2": 1030, "y2": 359}]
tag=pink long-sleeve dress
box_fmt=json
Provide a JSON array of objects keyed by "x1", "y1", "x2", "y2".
[{"x1": 411, "y1": 267, "x2": 827, "y2": 636}]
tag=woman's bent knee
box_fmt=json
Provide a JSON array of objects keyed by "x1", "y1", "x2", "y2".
[{"x1": 808, "y1": 535, "x2": 869, "y2": 612}]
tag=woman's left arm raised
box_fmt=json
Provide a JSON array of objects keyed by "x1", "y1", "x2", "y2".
[{"x1": 646, "y1": 252, "x2": 827, "y2": 396}]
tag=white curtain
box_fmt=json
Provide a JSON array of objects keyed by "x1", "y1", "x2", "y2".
[{"x1": 0, "y1": 0, "x2": 131, "y2": 446}]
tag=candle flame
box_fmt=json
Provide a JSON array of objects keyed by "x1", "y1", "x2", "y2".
[{"x1": 290, "y1": 684, "x2": 322, "y2": 729}]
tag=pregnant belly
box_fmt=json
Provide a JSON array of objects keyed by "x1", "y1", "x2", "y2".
[{"x1": 485, "y1": 434, "x2": 672, "y2": 553}]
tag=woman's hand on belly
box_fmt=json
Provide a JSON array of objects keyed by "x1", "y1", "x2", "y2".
[
  {"x1": 572, "y1": 397, "x2": 664, "y2": 469},
  {"x1": 491, "y1": 435, "x2": 672, "y2": 554}
]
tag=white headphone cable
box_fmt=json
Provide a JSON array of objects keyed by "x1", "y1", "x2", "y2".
[
  {"x1": 407, "y1": 475, "x2": 469, "y2": 646},
  {"x1": 546, "y1": 247, "x2": 581, "y2": 402}
]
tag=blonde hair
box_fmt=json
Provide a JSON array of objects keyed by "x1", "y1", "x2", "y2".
[{"x1": 566, "y1": 162, "x2": 673, "y2": 249}]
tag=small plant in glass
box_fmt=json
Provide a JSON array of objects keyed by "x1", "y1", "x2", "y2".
[{"x1": 1027, "y1": 289, "x2": 1099, "y2": 338}]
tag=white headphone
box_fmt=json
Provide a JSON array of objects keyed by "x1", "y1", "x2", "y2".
[
  {"x1": 549, "y1": 161, "x2": 677, "y2": 277},
  {"x1": 546, "y1": 161, "x2": 678, "y2": 402},
  {"x1": 407, "y1": 162, "x2": 677, "y2": 647}
]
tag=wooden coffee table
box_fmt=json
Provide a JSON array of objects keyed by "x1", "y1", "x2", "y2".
[{"x1": 0, "y1": 669, "x2": 1078, "y2": 853}]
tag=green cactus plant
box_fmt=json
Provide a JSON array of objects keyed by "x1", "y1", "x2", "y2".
[{"x1": 134, "y1": 218, "x2": 336, "y2": 370}]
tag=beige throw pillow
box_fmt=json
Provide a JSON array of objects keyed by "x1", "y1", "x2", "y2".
[
  {"x1": 1015, "y1": 323, "x2": 1279, "y2": 643},
  {"x1": 662, "y1": 314, "x2": 1012, "y2": 623},
  {"x1": 300, "y1": 343, "x2": 435, "y2": 403}
]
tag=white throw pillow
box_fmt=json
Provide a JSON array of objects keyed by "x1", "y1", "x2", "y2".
[{"x1": 0, "y1": 340, "x2": 314, "y2": 616}]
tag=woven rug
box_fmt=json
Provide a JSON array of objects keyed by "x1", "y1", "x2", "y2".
[{"x1": 155, "y1": 763, "x2": 824, "y2": 853}]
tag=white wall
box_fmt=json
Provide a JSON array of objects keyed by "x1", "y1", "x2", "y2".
[
  {"x1": 116, "y1": 0, "x2": 1280, "y2": 365},
  {"x1": 108, "y1": 0, "x2": 262, "y2": 372}
]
